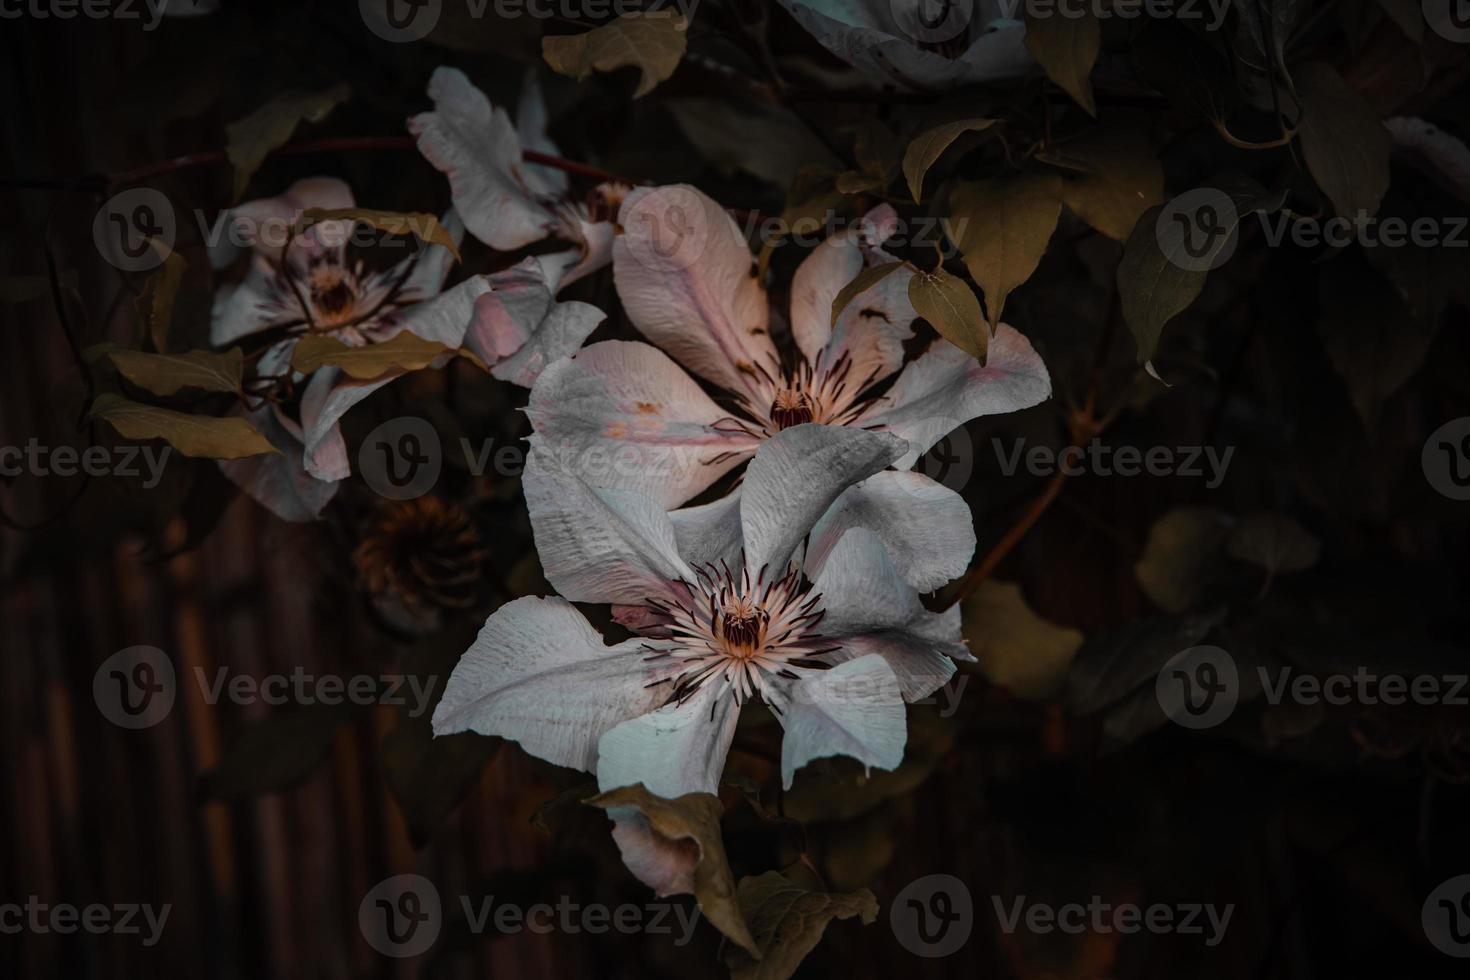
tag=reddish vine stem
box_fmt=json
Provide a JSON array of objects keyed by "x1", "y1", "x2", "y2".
[
  {"x1": 0, "y1": 138, "x2": 643, "y2": 196},
  {"x1": 941, "y1": 308, "x2": 1123, "y2": 611}
]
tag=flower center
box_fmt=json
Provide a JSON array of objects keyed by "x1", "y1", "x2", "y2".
[
  {"x1": 768, "y1": 388, "x2": 815, "y2": 431},
  {"x1": 305, "y1": 262, "x2": 362, "y2": 327},
  {"x1": 644, "y1": 561, "x2": 836, "y2": 709}
]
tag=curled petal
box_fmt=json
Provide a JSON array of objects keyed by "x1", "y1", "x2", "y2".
[
  {"x1": 773, "y1": 654, "x2": 907, "y2": 789},
  {"x1": 861, "y1": 323, "x2": 1051, "y2": 468},
  {"x1": 409, "y1": 66, "x2": 557, "y2": 251},
  {"x1": 432, "y1": 596, "x2": 662, "y2": 773},
  {"x1": 596, "y1": 684, "x2": 739, "y2": 798},
  {"x1": 807, "y1": 471, "x2": 975, "y2": 593},
  {"x1": 527, "y1": 341, "x2": 759, "y2": 508},
  {"x1": 739, "y1": 423, "x2": 906, "y2": 577},
  {"x1": 790, "y1": 203, "x2": 914, "y2": 385},
  {"x1": 613, "y1": 184, "x2": 775, "y2": 400},
  {"x1": 523, "y1": 448, "x2": 695, "y2": 606}
]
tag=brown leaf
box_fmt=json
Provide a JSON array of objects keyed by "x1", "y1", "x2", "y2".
[
  {"x1": 947, "y1": 173, "x2": 1063, "y2": 330},
  {"x1": 1025, "y1": 6, "x2": 1100, "y2": 116},
  {"x1": 225, "y1": 84, "x2": 350, "y2": 201},
  {"x1": 291, "y1": 332, "x2": 482, "y2": 381},
  {"x1": 723, "y1": 871, "x2": 878, "y2": 980},
  {"x1": 901, "y1": 118, "x2": 997, "y2": 202},
  {"x1": 295, "y1": 207, "x2": 461, "y2": 263},
  {"x1": 88, "y1": 393, "x2": 277, "y2": 460},
  {"x1": 586, "y1": 785, "x2": 758, "y2": 957},
  {"x1": 908, "y1": 266, "x2": 987, "y2": 361},
  {"x1": 542, "y1": 13, "x2": 687, "y2": 98},
  {"x1": 830, "y1": 261, "x2": 906, "y2": 326}
]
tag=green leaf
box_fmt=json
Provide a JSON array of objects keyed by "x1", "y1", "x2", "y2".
[
  {"x1": 296, "y1": 207, "x2": 461, "y2": 263},
  {"x1": 108, "y1": 348, "x2": 244, "y2": 396},
  {"x1": 1044, "y1": 123, "x2": 1164, "y2": 241},
  {"x1": 1024, "y1": 6, "x2": 1100, "y2": 116},
  {"x1": 723, "y1": 872, "x2": 878, "y2": 980},
  {"x1": 290, "y1": 331, "x2": 482, "y2": 380},
  {"x1": 907, "y1": 266, "x2": 987, "y2": 361},
  {"x1": 1297, "y1": 62, "x2": 1392, "y2": 221},
  {"x1": 830, "y1": 261, "x2": 906, "y2": 326},
  {"x1": 668, "y1": 99, "x2": 840, "y2": 188},
  {"x1": 1226, "y1": 513, "x2": 1321, "y2": 574},
  {"x1": 586, "y1": 785, "x2": 758, "y2": 957},
  {"x1": 134, "y1": 246, "x2": 187, "y2": 352},
  {"x1": 901, "y1": 118, "x2": 997, "y2": 202},
  {"x1": 542, "y1": 13, "x2": 687, "y2": 98},
  {"x1": 1134, "y1": 506, "x2": 1232, "y2": 613},
  {"x1": 963, "y1": 579, "x2": 1084, "y2": 700},
  {"x1": 947, "y1": 173, "x2": 1063, "y2": 330},
  {"x1": 226, "y1": 84, "x2": 350, "y2": 201},
  {"x1": 1116, "y1": 179, "x2": 1287, "y2": 363},
  {"x1": 88, "y1": 393, "x2": 277, "y2": 460}
]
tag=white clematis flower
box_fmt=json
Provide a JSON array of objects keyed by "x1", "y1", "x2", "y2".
[
  {"x1": 778, "y1": 0, "x2": 1033, "y2": 90},
  {"x1": 212, "y1": 177, "x2": 603, "y2": 521},
  {"x1": 526, "y1": 183, "x2": 1052, "y2": 512},
  {"x1": 432, "y1": 424, "x2": 972, "y2": 802},
  {"x1": 409, "y1": 66, "x2": 620, "y2": 294}
]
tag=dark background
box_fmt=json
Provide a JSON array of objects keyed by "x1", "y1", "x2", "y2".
[{"x1": 2, "y1": 1, "x2": 1469, "y2": 977}]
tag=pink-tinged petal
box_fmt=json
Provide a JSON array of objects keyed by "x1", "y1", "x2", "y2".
[
  {"x1": 524, "y1": 448, "x2": 695, "y2": 606},
  {"x1": 409, "y1": 66, "x2": 556, "y2": 251},
  {"x1": 218, "y1": 403, "x2": 338, "y2": 522},
  {"x1": 527, "y1": 341, "x2": 759, "y2": 509},
  {"x1": 739, "y1": 423, "x2": 906, "y2": 577},
  {"x1": 807, "y1": 471, "x2": 975, "y2": 593},
  {"x1": 534, "y1": 217, "x2": 614, "y2": 294},
  {"x1": 604, "y1": 807, "x2": 699, "y2": 897},
  {"x1": 861, "y1": 323, "x2": 1051, "y2": 468},
  {"x1": 790, "y1": 204, "x2": 914, "y2": 386},
  {"x1": 596, "y1": 684, "x2": 739, "y2": 798},
  {"x1": 669, "y1": 489, "x2": 744, "y2": 571},
  {"x1": 614, "y1": 184, "x2": 775, "y2": 399},
  {"x1": 209, "y1": 176, "x2": 356, "y2": 268},
  {"x1": 810, "y1": 527, "x2": 967, "y2": 700},
  {"x1": 462, "y1": 259, "x2": 606, "y2": 388},
  {"x1": 432, "y1": 596, "x2": 663, "y2": 773},
  {"x1": 774, "y1": 654, "x2": 906, "y2": 789},
  {"x1": 299, "y1": 366, "x2": 392, "y2": 483},
  {"x1": 393, "y1": 274, "x2": 495, "y2": 347}
]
